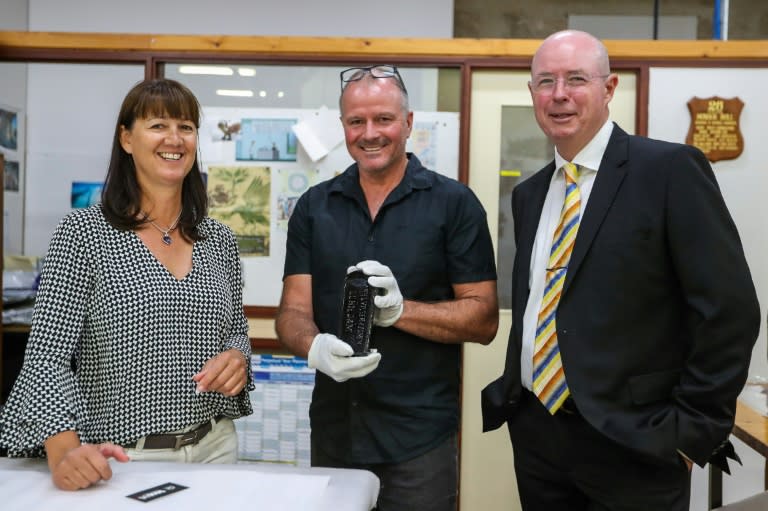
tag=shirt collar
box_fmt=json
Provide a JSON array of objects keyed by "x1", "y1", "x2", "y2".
[
  {"x1": 330, "y1": 153, "x2": 432, "y2": 196},
  {"x1": 554, "y1": 119, "x2": 614, "y2": 173}
]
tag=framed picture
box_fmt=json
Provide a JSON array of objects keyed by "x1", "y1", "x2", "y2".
[{"x1": 0, "y1": 106, "x2": 18, "y2": 152}]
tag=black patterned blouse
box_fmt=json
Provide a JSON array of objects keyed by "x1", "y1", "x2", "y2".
[{"x1": 0, "y1": 204, "x2": 253, "y2": 457}]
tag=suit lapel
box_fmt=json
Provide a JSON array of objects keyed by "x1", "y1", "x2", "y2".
[{"x1": 563, "y1": 124, "x2": 630, "y2": 295}]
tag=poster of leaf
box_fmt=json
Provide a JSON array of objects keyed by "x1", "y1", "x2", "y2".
[{"x1": 207, "y1": 165, "x2": 271, "y2": 256}]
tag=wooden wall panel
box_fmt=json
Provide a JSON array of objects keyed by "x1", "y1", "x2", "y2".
[{"x1": 1, "y1": 31, "x2": 767, "y2": 60}]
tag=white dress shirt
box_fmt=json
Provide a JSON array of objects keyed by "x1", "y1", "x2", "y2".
[{"x1": 520, "y1": 120, "x2": 614, "y2": 390}]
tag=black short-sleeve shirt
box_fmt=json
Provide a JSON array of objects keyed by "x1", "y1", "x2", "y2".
[{"x1": 284, "y1": 154, "x2": 496, "y2": 464}]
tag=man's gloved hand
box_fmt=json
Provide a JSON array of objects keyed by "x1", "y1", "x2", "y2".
[
  {"x1": 351, "y1": 260, "x2": 404, "y2": 327},
  {"x1": 307, "y1": 333, "x2": 381, "y2": 382}
]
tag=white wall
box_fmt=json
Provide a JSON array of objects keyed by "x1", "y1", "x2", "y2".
[
  {"x1": 0, "y1": 0, "x2": 28, "y2": 255},
  {"x1": 649, "y1": 67, "x2": 768, "y2": 510},
  {"x1": 28, "y1": 0, "x2": 453, "y2": 37},
  {"x1": 24, "y1": 64, "x2": 145, "y2": 255},
  {"x1": 0, "y1": 0, "x2": 28, "y2": 30}
]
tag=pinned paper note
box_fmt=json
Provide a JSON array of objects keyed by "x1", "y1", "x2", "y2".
[{"x1": 291, "y1": 106, "x2": 344, "y2": 162}]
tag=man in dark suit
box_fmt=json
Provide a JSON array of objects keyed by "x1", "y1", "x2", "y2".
[{"x1": 482, "y1": 29, "x2": 760, "y2": 510}]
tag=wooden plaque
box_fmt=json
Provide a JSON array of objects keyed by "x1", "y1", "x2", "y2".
[{"x1": 686, "y1": 96, "x2": 744, "y2": 162}]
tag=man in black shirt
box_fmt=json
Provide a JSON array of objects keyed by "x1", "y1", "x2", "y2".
[{"x1": 276, "y1": 64, "x2": 498, "y2": 511}]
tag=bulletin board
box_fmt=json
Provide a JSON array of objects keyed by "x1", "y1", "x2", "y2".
[{"x1": 201, "y1": 106, "x2": 459, "y2": 306}]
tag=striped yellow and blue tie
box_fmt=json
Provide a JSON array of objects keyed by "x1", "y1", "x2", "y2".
[{"x1": 533, "y1": 162, "x2": 581, "y2": 414}]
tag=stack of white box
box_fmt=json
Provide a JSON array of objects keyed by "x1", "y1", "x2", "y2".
[{"x1": 235, "y1": 354, "x2": 315, "y2": 467}]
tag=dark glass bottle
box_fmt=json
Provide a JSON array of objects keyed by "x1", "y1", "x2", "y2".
[{"x1": 340, "y1": 270, "x2": 377, "y2": 356}]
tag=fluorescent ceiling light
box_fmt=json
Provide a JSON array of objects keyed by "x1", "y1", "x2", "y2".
[
  {"x1": 178, "y1": 65, "x2": 233, "y2": 76},
  {"x1": 216, "y1": 89, "x2": 254, "y2": 97},
  {"x1": 238, "y1": 67, "x2": 256, "y2": 77}
]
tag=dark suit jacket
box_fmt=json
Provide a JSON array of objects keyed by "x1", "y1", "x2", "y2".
[{"x1": 482, "y1": 124, "x2": 760, "y2": 470}]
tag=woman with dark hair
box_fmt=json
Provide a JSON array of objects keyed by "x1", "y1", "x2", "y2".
[{"x1": 0, "y1": 79, "x2": 253, "y2": 490}]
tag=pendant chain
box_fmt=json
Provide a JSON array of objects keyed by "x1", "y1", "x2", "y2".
[{"x1": 143, "y1": 210, "x2": 183, "y2": 246}]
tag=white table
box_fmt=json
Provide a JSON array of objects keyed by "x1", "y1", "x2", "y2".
[{"x1": 0, "y1": 458, "x2": 379, "y2": 511}]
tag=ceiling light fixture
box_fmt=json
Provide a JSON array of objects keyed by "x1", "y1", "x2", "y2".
[
  {"x1": 216, "y1": 89, "x2": 254, "y2": 97},
  {"x1": 178, "y1": 65, "x2": 234, "y2": 76},
  {"x1": 237, "y1": 68, "x2": 257, "y2": 77}
]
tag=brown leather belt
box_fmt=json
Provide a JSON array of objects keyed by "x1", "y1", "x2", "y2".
[{"x1": 124, "y1": 415, "x2": 225, "y2": 450}]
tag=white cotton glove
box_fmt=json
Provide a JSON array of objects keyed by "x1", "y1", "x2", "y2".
[
  {"x1": 307, "y1": 333, "x2": 382, "y2": 383},
  {"x1": 350, "y1": 260, "x2": 404, "y2": 327}
]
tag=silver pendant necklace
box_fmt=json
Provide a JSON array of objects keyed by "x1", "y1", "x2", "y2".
[{"x1": 144, "y1": 210, "x2": 183, "y2": 245}]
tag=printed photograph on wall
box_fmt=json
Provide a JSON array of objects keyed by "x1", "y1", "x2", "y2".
[
  {"x1": 207, "y1": 165, "x2": 271, "y2": 256},
  {"x1": 71, "y1": 181, "x2": 103, "y2": 208},
  {"x1": 236, "y1": 118, "x2": 298, "y2": 162},
  {"x1": 276, "y1": 168, "x2": 320, "y2": 231},
  {"x1": 408, "y1": 121, "x2": 438, "y2": 169},
  {"x1": 0, "y1": 107, "x2": 18, "y2": 151},
  {"x1": 214, "y1": 119, "x2": 241, "y2": 141},
  {"x1": 4, "y1": 159, "x2": 19, "y2": 192}
]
